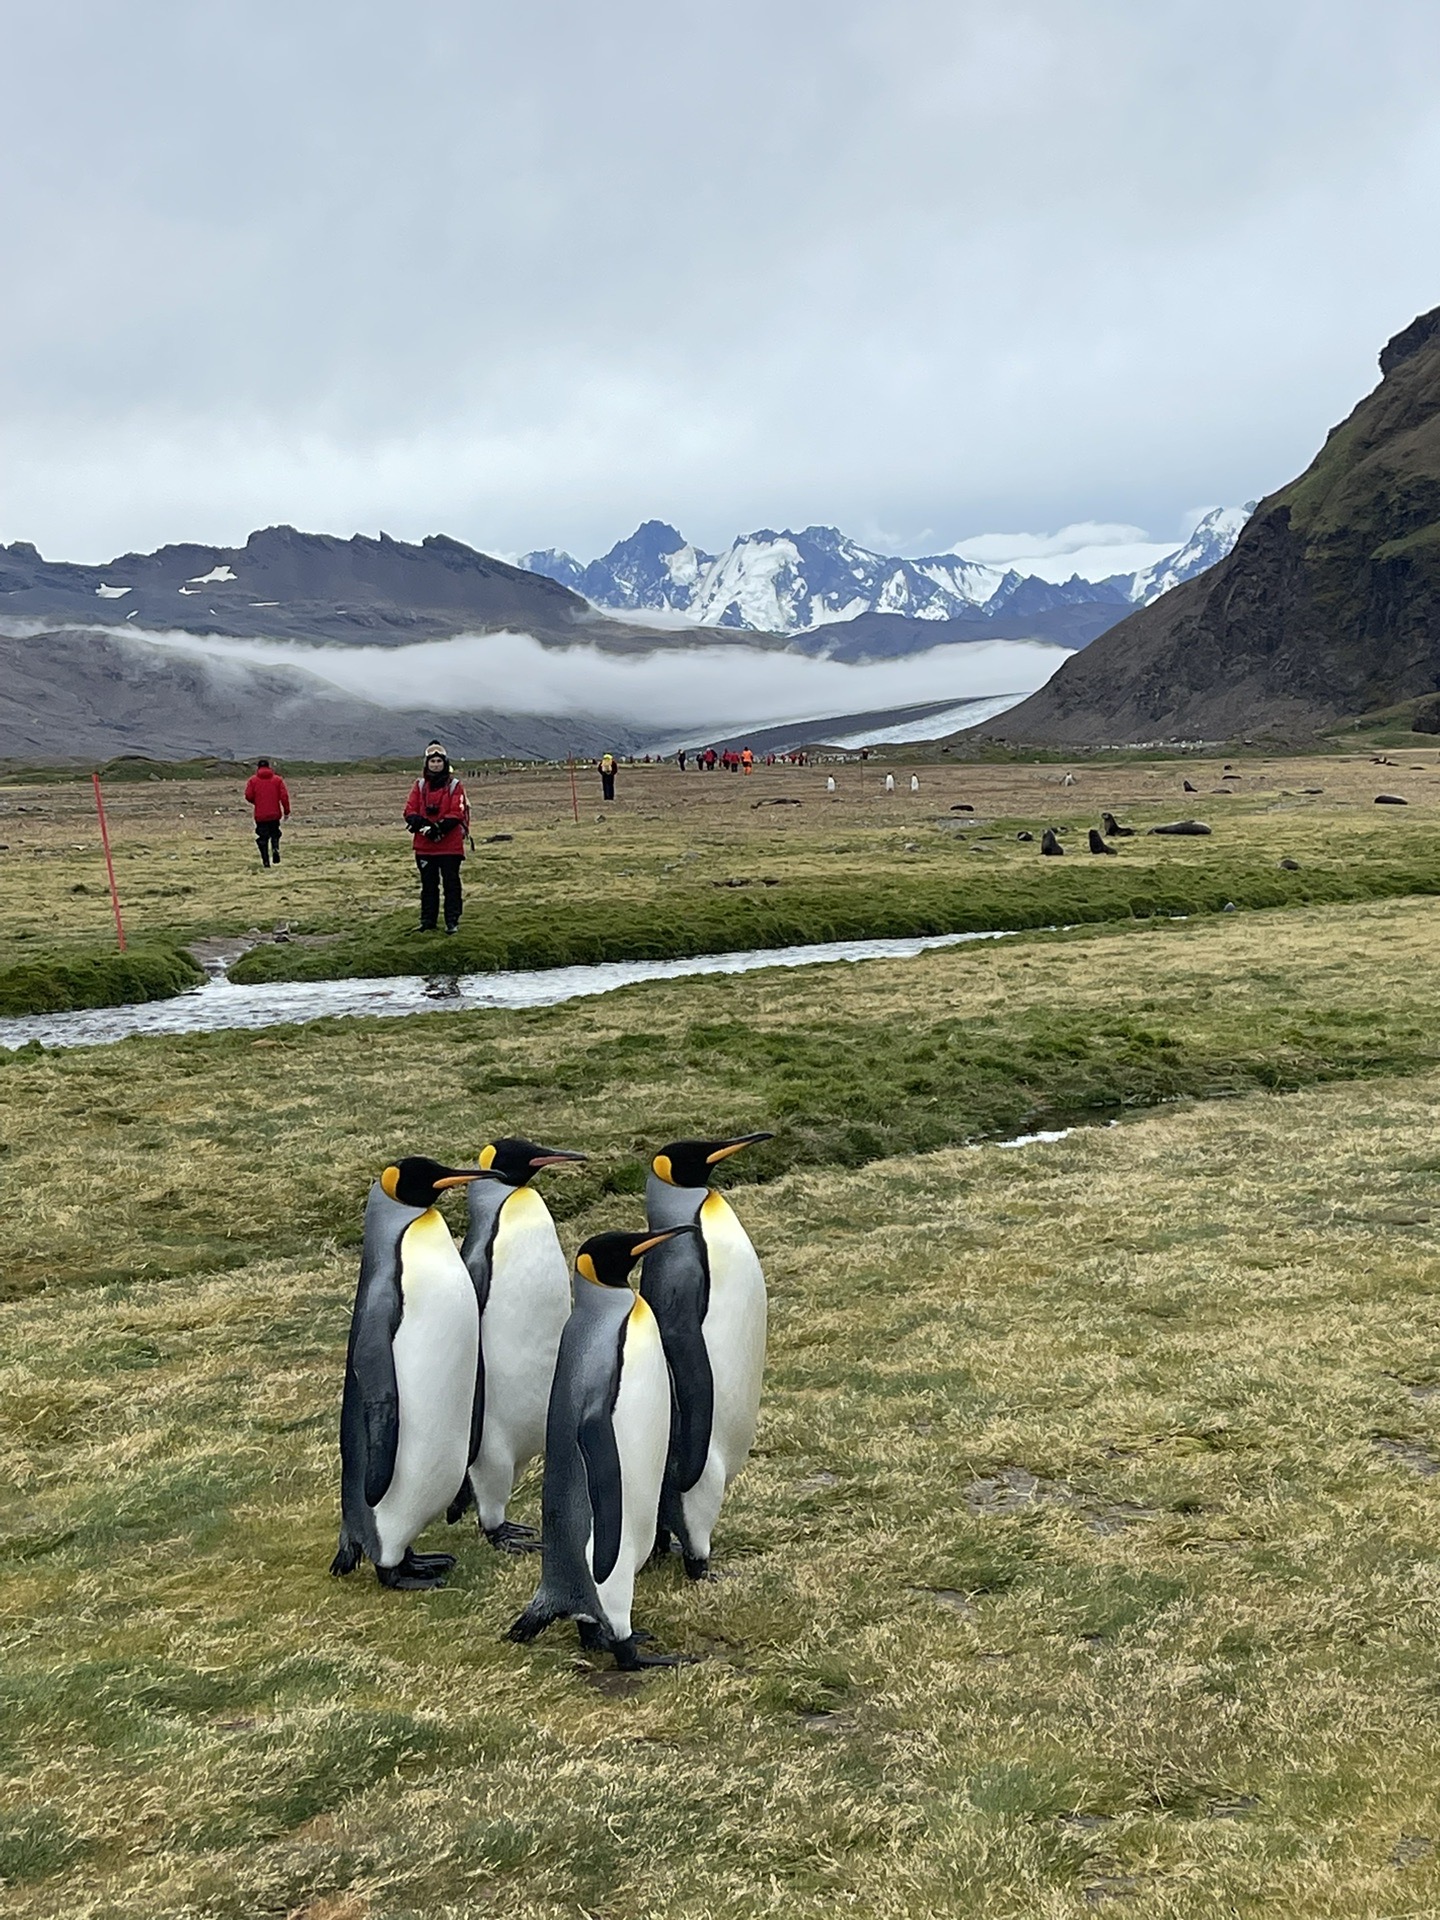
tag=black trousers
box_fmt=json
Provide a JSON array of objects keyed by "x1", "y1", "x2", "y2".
[
  {"x1": 600, "y1": 773, "x2": 616, "y2": 800},
  {"x1": 416, "y1": 853, "x2": 463, "y2": 930},
  {"x1": 256, "y1": 821, "x2": 282, "y2": 864}
]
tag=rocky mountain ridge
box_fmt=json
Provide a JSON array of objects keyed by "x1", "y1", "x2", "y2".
[
  {"x1": 987, "y1": 305, "x2": 1440, "y2": 744},
  {"x1": 0, "y1": 525, "x2": 735, "y2": 654}
]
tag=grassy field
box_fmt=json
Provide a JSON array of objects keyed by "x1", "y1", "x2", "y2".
[
  {"x1": 4, "y1": 747, "x2": 1440, "y2": 1009},
  {"x1": 5, "y1": 894, "x2": 1440, "y2": 1915}
]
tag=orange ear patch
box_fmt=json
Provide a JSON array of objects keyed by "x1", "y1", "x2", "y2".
[{"x1": 380, "y1": 1166, "x2": 401, "y2": 1199}]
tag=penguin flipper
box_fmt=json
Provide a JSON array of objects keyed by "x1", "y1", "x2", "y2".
[
  {"x1": 642, "y1": 1235, "x2": 714, "y2": 1493},
  {"x1": 346, "y1": 1238, "x2": 404, "y2": 1508},
  {"x1": 578, "y1": 1404, "x2": 625, "y2": 1587}
]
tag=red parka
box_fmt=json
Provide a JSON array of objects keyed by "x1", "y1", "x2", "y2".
[
  {"x1": 244, "y1": 767, "x2": 291, "y2": 822},
  {"x1": 404, "y1": 773, "x2": 470, "y2": 856}
]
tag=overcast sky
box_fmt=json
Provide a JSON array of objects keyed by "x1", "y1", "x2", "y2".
[{"x1": 4, "y1": 0, "x2": 1439, "y2": 568}]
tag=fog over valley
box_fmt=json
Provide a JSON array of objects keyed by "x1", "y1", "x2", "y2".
[{"x1": 118, "y1": 623, "x2": 1068, "y2": 743}]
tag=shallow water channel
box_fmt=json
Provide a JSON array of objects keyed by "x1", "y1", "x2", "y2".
[{"x1": 0, "y1": 929, "x2": 1019, "y2": 1052}]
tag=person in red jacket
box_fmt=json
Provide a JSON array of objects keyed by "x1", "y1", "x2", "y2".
[
  {"x1": 404, "y1": 742, "x2": 470, "y2": 934},
  {"x1": 243, "y1": 757, "x2": 291, "y2": 867}
]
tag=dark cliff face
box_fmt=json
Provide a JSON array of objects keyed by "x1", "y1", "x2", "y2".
[{"x1": 986, "y1": 304, "x2": 1440, "y2": 744}]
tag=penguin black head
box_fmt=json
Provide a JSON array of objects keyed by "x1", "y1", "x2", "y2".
[
  {"x1": 651, "y1": 1133, "x2": 775, "y2": 1188},
  {"x1": 575, "y1": 1227, "x2": 687, "y2": 1288},
  {"x1": 476, "y1": 1137, "x2": 588, "y2": 1185},
  {"x1": 379, "y1": 1157, "x2": 485, "y2": 1209}
]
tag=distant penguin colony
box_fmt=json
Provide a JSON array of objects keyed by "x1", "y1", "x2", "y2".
[{"x1": 332, "y1": 1130, "x2": 773, "y2": 1668}]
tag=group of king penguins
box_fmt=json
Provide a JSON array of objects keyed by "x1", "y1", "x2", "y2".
[{"x1": 330, "y1": 1130, "x2": 772, "y2": 1670}]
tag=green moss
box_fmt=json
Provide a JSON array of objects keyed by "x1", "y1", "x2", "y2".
[
  {"x1": 0, "y1": 946, "x2": 203, "y2": 1018},
  {"x1": 227, "y1": 854, "x2": 1440, "y2": 986}
]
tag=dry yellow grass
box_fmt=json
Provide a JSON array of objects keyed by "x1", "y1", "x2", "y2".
[
  {"x1": 5, "y1": 894, "x2": 1440, "y2": 1913},
  {"x1": 5, "y1": 1073, "x2": 1440, "y2": 1916}
]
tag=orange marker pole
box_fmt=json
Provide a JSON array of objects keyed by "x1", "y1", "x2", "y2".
[
  {"x1": 91, "y1": 771, "x2": 126, "y2": 951},
  {"x1": 567, "y1": 755, "x2": 580, "y2": 824}
]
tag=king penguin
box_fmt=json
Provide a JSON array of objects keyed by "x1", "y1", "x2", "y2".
[
  {"x1": 446, "y1": 1136, "x2": 587, "y2": 1551},
  {"x1": 640, "y1": 1133, "x2": 773, "y2": 1579},
  {"x1": 508, "y1": 1227, "x2": 688, "y2": 1669},
  {"x1": 330, "y1": 1156, "x2": 486, "y2": 1590}
]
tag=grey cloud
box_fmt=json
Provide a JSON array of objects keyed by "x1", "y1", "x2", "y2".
[{"x1": 3, "y1": 2, "x2": 1439, "y2": 562}]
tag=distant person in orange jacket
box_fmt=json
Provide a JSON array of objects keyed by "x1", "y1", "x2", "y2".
[
  {"x1": 244, "y1": 757, "x2": 291, "y2": 867},
  {"x1": 404, "y1": 742, "x2": 470, "y2": 934},
  {"x1": 740, "y1": 747, "x2": 754, "y2": 773}
]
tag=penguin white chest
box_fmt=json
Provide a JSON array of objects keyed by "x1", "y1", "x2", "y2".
[
  {"x1": 482, "y1": 1188, "x2": 570, "y2": 1452},
  {"x1": 376, "y1": 1210, "x2": 478, "y2": 1558},
  {"x1": 592, "y1": 1295, "x2": 670, "y2": 1639},
  {"x1": 699, "y1": 1190, "x2": 766, "y2": 1475}
]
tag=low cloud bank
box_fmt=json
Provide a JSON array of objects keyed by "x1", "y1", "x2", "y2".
[
  {"x1": 116, "y1": 624, "x2": 1070, "y2": 735},
  {"x1": 948, "y1": 518, "x2": 1184, "y2": 583}
]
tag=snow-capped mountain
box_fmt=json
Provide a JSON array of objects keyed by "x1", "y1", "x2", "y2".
[
  {"x1": 1126, "y1": 504, "x2": 1258, "y2": 603},
  {"x1": 521, "y1": 508, "x2": 1252, "y2": 635},
  {"x1": 524, "y1": 520, "x2": 1006, "y2": 629}
]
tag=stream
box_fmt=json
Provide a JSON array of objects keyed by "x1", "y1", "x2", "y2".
[{"x1": 0, "y1": 928, "x2": 1019, "y2": 1052}]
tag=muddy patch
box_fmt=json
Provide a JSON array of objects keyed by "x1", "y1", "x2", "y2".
[
  {"x1": 965, "y1": 1464, "x2": 1157, "y2": 1535},
  {"x1": 1372, "y1": 1435, "x2": 1440, "y2": 1476},
  {"x1": 909, "y1": 1585, "x2": 977, "y2": 1618},
  {"x1": 187, "y1": 927, "x2": 343, "y2": 972}
]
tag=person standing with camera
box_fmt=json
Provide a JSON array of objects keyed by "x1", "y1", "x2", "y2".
[{"x1": 404, "y1": 742, "x2": 470, "y2": 935}]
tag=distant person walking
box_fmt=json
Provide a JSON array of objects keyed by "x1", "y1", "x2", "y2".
[
  {"x1": 404, "y1": 742, "x2": 470, "y2": 935},
  {"x1": 244, "y1": 757, "x2": 290, "y2": 868},
  {"x1": 598, "y1": 751, "x2": 618, "y2": 802},
  {"x1": 740, "y1": 747, "x2": 754, "y2": 774}
]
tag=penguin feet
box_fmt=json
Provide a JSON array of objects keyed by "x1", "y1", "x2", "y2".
[
  {"x1": 485, "y1": 1521, "x2": 541, "y2": 1554},
  {"x1": 611, "y1": 1633, "x2": 692, "y2": 1672},
  {"x1": 407, "y1": 1551, "x2": 456, "y2": 1573},
  {"x1": 683, "y1": 1555, "x2": 713, "y2": 1583},
  {"x1": 507, "y1": 1600, "x2": 557, "y2": 1643},
  {"x1": 377, "y1": 1549, "x2": 455, "y2": 1590}
]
